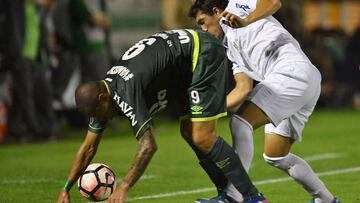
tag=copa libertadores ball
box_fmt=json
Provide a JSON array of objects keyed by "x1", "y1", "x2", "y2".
[{"x1": 78, "y1": 163, "x2": 116, "y2": 201}]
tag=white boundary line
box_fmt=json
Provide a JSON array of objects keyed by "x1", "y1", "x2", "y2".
[
  {"x1": 127, "y1": 166, "x2": 360, "y2": 202},
  {"x1": 304, "y1": 153, "x2": 345, "y2": 162},
  {"x1": 0, "y1": 153, "x2": 342, "y2": 185},
  {"x1": 0, "y1": 179, "x2": 63, "y2": 184}
]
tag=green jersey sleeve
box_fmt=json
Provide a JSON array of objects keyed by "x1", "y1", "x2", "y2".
[{"x1": 88, "y1": 117, "x2": 107, "y2": 134}]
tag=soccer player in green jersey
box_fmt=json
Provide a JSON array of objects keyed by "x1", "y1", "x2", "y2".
[{"x1": 57, "y1": 29, "x2": 264, "y2": 203}]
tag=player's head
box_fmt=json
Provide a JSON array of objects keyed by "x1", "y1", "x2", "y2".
[
  {"x1": 75, "y1": 81, "x2": 116, "y2": 120},
  {"x1": 189, "y1": 0, "x2": 228, "y2": 38}
]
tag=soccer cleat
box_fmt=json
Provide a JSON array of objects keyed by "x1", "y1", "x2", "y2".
[
  {"x1": 309, "y1": 197, "x2": 341, "y2": 203},
  {"x1": 243, "y1": 193, "x2": 269, "y2": 203},
  {"x1": 195, "y1": 192, "x2": 240, "y2": 203}
]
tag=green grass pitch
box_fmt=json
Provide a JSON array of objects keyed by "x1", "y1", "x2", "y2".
[{"x1": 0, "y1": 110, "x2": 359, "y2": 202}]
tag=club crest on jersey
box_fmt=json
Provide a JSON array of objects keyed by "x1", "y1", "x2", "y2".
[
  {"x1": 235, "y1": 3, "x2": 250, "y2": 11},
  {"x1": 113, "y1": 93, "x2": 138, "y2": 126}
]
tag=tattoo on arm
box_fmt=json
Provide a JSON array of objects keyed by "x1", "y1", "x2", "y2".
[{"x1": 122, "y1": 130, "x2": 157, "y2": 187}]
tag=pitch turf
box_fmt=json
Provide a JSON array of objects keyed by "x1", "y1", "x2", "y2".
[{"x1": 0, "y1": 110, "x2": 359, "y2": 203}]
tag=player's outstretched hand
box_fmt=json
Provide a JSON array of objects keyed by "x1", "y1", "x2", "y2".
[
  {"x1": 221, "y1": 11, "x2": 249, "y2": 28},
  {"x1": 57, "y1": 190, "x2": 71, "y2": 203},
  {"x1": 107, "y1": 182, "x2": 130, "y2": 203}
]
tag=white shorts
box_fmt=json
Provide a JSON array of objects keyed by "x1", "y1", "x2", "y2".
[{"x1": 247, "y1": 61, "x2": 321, "y2": 141}]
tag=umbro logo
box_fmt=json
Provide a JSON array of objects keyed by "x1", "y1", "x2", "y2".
[
  {"x1": 191, "y1": 105, "x2": 203, "y2": 115},
  {"x1": 191, "y1": 105, "x2": 203, "y2": 112},
  {"x1": 216, "y1": 158, "x2": 231, "y2": 169}
]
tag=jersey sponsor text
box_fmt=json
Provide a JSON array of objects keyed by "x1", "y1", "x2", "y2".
[
  {"x1": 113, "y1": 93, "x2": 138, "y2": 126},
  {"x1": 107, "y1": 66, "x2": 134, "y2": 81}
]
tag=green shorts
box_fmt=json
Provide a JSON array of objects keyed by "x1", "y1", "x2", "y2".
[{"x1": 179, "y1": 30, "x2": 229, "y2": 122}]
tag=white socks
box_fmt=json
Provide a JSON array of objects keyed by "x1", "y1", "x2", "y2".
[
  {"x1": 226, "y1": 114, "x2": 254, "y2": 201},
  {"x1": 225, "y1": 114, "x2": 335, "y2": 203},
  {"x1": 263, "y1": 153, "x2": 335, "y2": 202}
]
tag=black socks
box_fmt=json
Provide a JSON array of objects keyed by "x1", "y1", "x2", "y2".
[
  {"x1": 191, "y1": 143, "x2": 228, "y2": 194},
  {"x1": 199, "y1": 158, "x2": 228, "y2": 194},
  {"x1": 206, "y1": 136, "x2": 258, "y2": 197}
]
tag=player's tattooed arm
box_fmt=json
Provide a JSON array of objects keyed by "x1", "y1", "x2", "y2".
[
  {"x1": 109, "y1": 129, "x2": 157, "y2": 202},
  {"x1": 120, "y1": 129, "x2": 158, "y2": 187}
]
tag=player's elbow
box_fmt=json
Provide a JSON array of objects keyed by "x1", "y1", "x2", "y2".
[
  {"x1": 139, "y1": 132, "x2": 158, "y2": 156},
  {"x1": 271, "y1": 0, "x2": 282, "y2": 11},
  {"x1": 147, "y1": 141, "x2": 158, "y2": 155}
]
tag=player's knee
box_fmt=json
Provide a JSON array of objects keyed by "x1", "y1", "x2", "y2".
[
  {"x1": 192, "y1": 130, "x2": 217, "y2": 153},
  {"x1": 263, "y1": 153, "x2": 289, "y2": 170},
  {"x1": 230, "y1": 114, "x2": 244, "y2": 129},
  {"x1": 230, "y1": 114, "x2": 253, "y2": 136}
]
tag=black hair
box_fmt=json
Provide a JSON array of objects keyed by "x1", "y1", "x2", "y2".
[{"x1": 188, "y1": 0, "x2": 228, "y2": 18}]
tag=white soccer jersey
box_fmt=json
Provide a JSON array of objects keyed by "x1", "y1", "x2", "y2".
[
  {"x1": 220, "y1": 0, "x2": 322, "y2": 143},
  {"x1": 221, "y1": 0, "x2": 311, "y2": 81},
  {"x1": 222, "y1": 1, "x2": 323, "y2": 198}
]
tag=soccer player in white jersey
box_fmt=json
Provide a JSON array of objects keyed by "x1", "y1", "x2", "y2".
[{"x1": 189, "y1": 0, "x2": 341, "y2": 202}]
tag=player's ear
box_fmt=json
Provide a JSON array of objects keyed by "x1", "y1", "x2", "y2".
[
  {"x1": 212, "y1": 7, "x2": 222, "y2": 16},
  {"x1": 98, "y1": 92, "x2": 109, "y2": 101}
]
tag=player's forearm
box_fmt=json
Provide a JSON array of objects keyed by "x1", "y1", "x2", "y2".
[
  {"x1": 227, "y1": 88, "x2": 249, "y2": 110},
  {"x1": 121, "y1": 130, "x2": 157, "y2": 188},
  {"x1": 67, "y1": 145, "x2": 96, "y2": 183},
  {"x1": 245, "y1": 0, "x2": 281, "y2": 24},
  {"x1": 227, "y1": 73, "x2": 253, "y2": 109},
  {"x1": 161, "y1": 0, "x2": 181, "y2": 29},
  {"x1": 65, "y1": 132, "x2": 101, "y2": 188}
]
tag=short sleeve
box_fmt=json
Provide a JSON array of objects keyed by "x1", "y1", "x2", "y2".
[
  {"x1": 232, "y1": 64, "x2": 245, "y2": 75},
  {"x1": 88, "y1": 117, "x2": 107, "y2": 134},
  {"x1": 109, "y1": 79, "x2": 153, "y2": 140}
]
